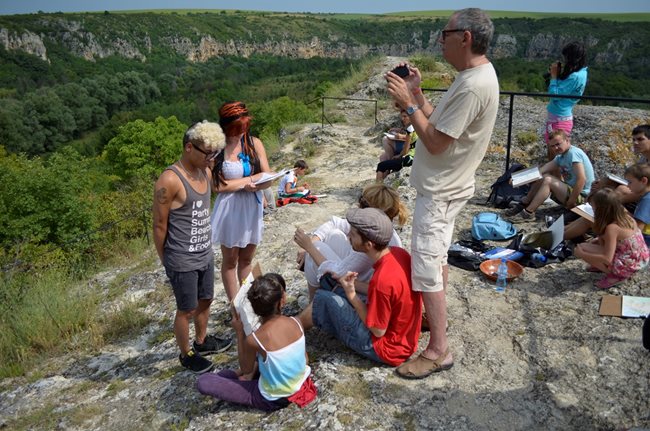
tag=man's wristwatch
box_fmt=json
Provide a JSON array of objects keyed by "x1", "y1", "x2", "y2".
[{"x1": 406, "y1": 105, "x2": 419, "y2": 116}]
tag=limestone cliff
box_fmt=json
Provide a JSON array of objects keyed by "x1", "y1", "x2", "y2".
[{"x1": 0, "y1": 14, "x2": 642, "y2": 66}]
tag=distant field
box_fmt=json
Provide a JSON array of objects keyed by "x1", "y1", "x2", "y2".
[
  {"x1": 72, "y1": 9, "x2": 650, "y2": 22},
  {"x1": 387, "y1": 10, "x2": 650, "y2": 22}
]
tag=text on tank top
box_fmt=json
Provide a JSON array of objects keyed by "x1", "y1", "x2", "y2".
[{"x1": 163, "y1": 165, "x2": 212, "y2": 270}]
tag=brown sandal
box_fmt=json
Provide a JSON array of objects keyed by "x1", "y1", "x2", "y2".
[{"x1": 395, "y1": 348, "x2": 453, "y2": 379}]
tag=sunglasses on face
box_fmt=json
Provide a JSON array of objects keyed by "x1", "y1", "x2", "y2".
[
  {"x1": 191, "y1": 142, "x2": 219, "y2": 160},
  {"x1": 441, "y1": 28, "x2": 466, "y2": 41}
]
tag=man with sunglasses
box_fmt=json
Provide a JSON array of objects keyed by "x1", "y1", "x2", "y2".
[
  {"x1": 386, "y1": 8, "x2": 499, "y2": 379},
  {"x1": 153, "y1": 121, "x2": 232, "y2": 374}
]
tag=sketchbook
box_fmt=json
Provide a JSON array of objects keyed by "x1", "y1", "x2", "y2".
[
  {"x1": 253, "y1": 169, "x2": 293, "y2": 185},
  {"x1": 599, "y1": 295, "x2": 650, "y2": 318},
  {"x1": 232, "y1": 263, "x2": 263, "y2": 336},
  {"x1": 570, "y1": 203, "x2": 594, "y2": 223},
  {"x1": 606, "y1": 172, "x2": 629, "y2": 186},
  {"x1": 511, "y1": 166, "x2": 542, "y2": 187}
]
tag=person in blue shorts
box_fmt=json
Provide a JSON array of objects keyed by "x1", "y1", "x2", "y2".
[{"x1": 506, "y1": 129, "x2": 594, "y2": 220}]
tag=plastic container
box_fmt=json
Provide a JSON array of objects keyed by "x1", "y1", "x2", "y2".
[
  {"x1": 532, "y1": 253, "x2": 547, "y2": 264},
  {"x1": 495, "y1": 258, "x2": 508, "y2": 293}
]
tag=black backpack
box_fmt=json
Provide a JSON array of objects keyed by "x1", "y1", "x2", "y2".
[{"x1": 486, "y1": 162, "x2": 531, "y2": 209}]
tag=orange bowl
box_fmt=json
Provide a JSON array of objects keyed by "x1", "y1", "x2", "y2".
[{"x1": 479, "y1": 259, "x2": 524, "y2": 282}]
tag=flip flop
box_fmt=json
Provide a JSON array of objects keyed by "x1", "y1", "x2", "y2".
[
  {"x1": 395, "y1": 348, "x2": 453, "y2": 380},
  {"x1": 595, "y1": 274, "x2": 626, "y2": 289}
]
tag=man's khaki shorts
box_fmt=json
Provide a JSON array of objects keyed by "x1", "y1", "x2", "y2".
[{"x1": 411, "y1": 193, "x2": 468, "y2": 293}]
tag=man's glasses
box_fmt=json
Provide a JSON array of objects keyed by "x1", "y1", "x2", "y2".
[
  {"x1": 191, "y1": 142, "x2": 219, "y2": 160},
  {"x1": 441, "y1": 29, "x2": 466, "y2": 41}
]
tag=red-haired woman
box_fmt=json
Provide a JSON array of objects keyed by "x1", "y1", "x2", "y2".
[{"x1": 211, "y1": 102, "x2": 271, "y2": 300}]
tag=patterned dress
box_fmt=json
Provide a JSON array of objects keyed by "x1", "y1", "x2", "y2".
[{"x1": 610, "y1": 229, "x2": 649, "y2": 278}]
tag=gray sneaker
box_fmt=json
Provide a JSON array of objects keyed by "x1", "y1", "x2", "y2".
[
  {"x1": 517, "y1": 209, "x2": 535, "y2": 220},
  {"x1": 193, "y1": 334, "x2": 233, "y2": 355},
  {"x1": 179, "y1": 348, "x2": 213, "y2": 374},
  {"x1": 504, "y1": 202, "x2": 525, "y2": 217}
]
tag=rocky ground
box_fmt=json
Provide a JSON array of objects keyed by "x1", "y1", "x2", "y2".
[{"x1": 1, "y1": 57, "x2": 649, "y2": 431}]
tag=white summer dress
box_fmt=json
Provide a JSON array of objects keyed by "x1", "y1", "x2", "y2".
[{"x1": 211, "y1": 159, "x2": 264, "y2": 248}]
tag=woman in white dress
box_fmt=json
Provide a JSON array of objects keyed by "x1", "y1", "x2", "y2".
[
  {"x1": 211, "y1": 102, "x2": 271, "y2": 301},
  {"x1": 294, "y1": 184, "x2": 409, "y2": 300}
]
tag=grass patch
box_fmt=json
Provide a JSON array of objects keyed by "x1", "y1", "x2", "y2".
[
  {"x1": 325, "y1": 56, "x2": 383, "y2": 98},
  {"x1": 338, "y1": 413, "x2": 355, "y2": 425},
  {"x1": 5, "y1": 402, "x2": 59, "y2": 430},
  {"x1": 516, "y1": 130, "x2": 539, "y2": 146},
  {"x1": 98, "y1": 299, "x2": 152, "y2": 344},
  {"x1": 0, "y1": 270, "x2": 100, "y2": 378},
  {"x1": 0, "y1": 238, "x2": 158, "y2": 378},
  {"x1": 105, "y1": 379, "x2": 129, "y2": 396},
  {"x1": 393, "y1": 410, "x2": 416, "y2": 431},
  {"x1": 149, "y1": 328, "x2": 175, "y2": 348},
  {"x1": 333, "y1": 375, "x2": 371, "y2": 409}
]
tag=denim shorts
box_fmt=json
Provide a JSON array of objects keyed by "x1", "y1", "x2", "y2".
[
  {"x1": 312, "y1": 289, "x2": 382, "y2": 363},
  {"x1": 164, "y1": 260, "x2": 214, "y2": 311}
]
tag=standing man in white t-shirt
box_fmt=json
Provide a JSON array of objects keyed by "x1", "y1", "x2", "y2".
[{"x1": 386, "y1": 8, "x2": 500, "y2": 379}]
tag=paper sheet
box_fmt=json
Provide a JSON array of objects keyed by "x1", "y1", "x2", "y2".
[
  {"x1": 253, "y1": 169, "x2": 292, "y2": 185},
  {"x1": 548, "y1": 214, "x2": 564, "y2": 250},
  {"x1": 622, "y1": 296, "x2": 650, "y2": 318}
]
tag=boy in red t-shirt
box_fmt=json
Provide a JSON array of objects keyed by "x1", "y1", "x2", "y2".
[{"x1": 298, "y1": 207, "x2": 421, "y2": 366}]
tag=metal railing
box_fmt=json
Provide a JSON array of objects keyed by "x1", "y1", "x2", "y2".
[
  {"x1": 308, "y1": 96, "x2": 378, "y2": 128},
  {"x1": 421, "y1": 88, "x2": 650, "y2": 171}
]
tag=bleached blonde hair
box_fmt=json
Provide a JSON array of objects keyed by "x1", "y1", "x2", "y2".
[{"x1": 183, "y1": 120, "x2": 226, "y2": 152}]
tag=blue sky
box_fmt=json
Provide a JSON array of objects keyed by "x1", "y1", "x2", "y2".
[{"x1": 0, "y1": 0, "x2": 648, "y2": 15}]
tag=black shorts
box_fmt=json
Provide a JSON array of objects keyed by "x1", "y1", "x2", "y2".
[
  {"x1": 376, "y1": 158, "x2": 404, "y2": 174},
  {"x1": 165, "y1": 260, "x2": 214, "y2": 311}
]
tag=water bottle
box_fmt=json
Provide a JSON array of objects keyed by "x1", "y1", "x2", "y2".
[
  {"x1": 532, "y1": 253, "x2": 547, "y2": 265},
  {"x1": 495, "y1": 258, "x2": 508, "y2": 293}
]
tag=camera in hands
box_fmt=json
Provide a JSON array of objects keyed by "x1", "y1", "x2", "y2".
[{"x1": 391, "y1": 65, "x2": 410, "y2": 78}]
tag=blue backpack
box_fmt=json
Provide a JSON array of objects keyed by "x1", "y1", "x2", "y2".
[{"x1": 471, "y1": 212, "x2": 517, "y2": 241}]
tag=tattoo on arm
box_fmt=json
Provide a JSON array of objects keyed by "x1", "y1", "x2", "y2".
[{"x1": 155, "y1": 187, "x2": 168, "y2": 205}]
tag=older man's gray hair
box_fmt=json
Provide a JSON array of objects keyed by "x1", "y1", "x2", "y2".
[{"x1": 453, "y1": 8, "x2": 494, "y2": 55}]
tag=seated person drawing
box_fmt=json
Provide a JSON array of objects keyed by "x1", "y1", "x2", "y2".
[
  {"x1": 379, "y1": 110, "x2": 416, "y2": 163},
  {"x1": 294, "y1": 184, "x2": 408, "y2": 301},
  {"x1": 278, "y1": 160, "x2": 309, "y2": 198},
  {"x1": 297, "y1": 207, "x2": 422, "y2": 367},
  {"x1": 197, "y1": 273, "x2": 316, "y2": 411},
  {"x1": 376, "y1": 132, "x2": 417, "y2": 182},
  {"x1": 505, "y1": 129, "x2": 594, "y2": 220},
  {"x1": 564, "y1": 125, "x2": 650, "y2": 241}
]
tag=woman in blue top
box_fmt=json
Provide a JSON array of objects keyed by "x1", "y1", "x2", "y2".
[{"x1": 545, "y1": 41, "x2": 588, "y2": 150}]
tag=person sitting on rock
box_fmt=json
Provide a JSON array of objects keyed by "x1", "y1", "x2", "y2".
[
  {"x1": 197, "y1": 273, "x2": 316, "y2": 411},
  {"x1": 564, "y1": 125, "x2": 650, "y2": 241},
  {"x1": 294, "y1": 184, "x2": 408, "y2": 301},
  {"x1": 574, "y1": 188, "x2": 649, "y2": 289},
  {"x1": 376, "y1": 123, "x2": 418, "y2": 182},
  {"x1": 297, "y1": 207, "x2": 422, "y2": 367},
  {"x1": 506, "y1": 129, "x2": 594, "y2": 220},
  {"x1": 379, "y1": 110, "x2": 416, "y2": 163},
  {"x1": 278, "y1": 160, "x2": 309, "y2": 198}
]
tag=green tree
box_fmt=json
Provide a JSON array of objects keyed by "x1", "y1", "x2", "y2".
[
  {"x1": 21, "y1": 88, "x2": 76, "y2": 154},
  {"x1": 250, "y1": 96, "x2": 316, "y2": 143},
  {"x1": 104, "y1": 116, "x2": 187, "y2": 181},
  {"x1": 0, "y1": 99, "x2": 30, "y2": 154},
  {"x1": 0, "y1": 147, "x2": 97, "y2": 250},
  {"x1": 54, "y1": 82, "x2": 106, "y2": 134}
]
